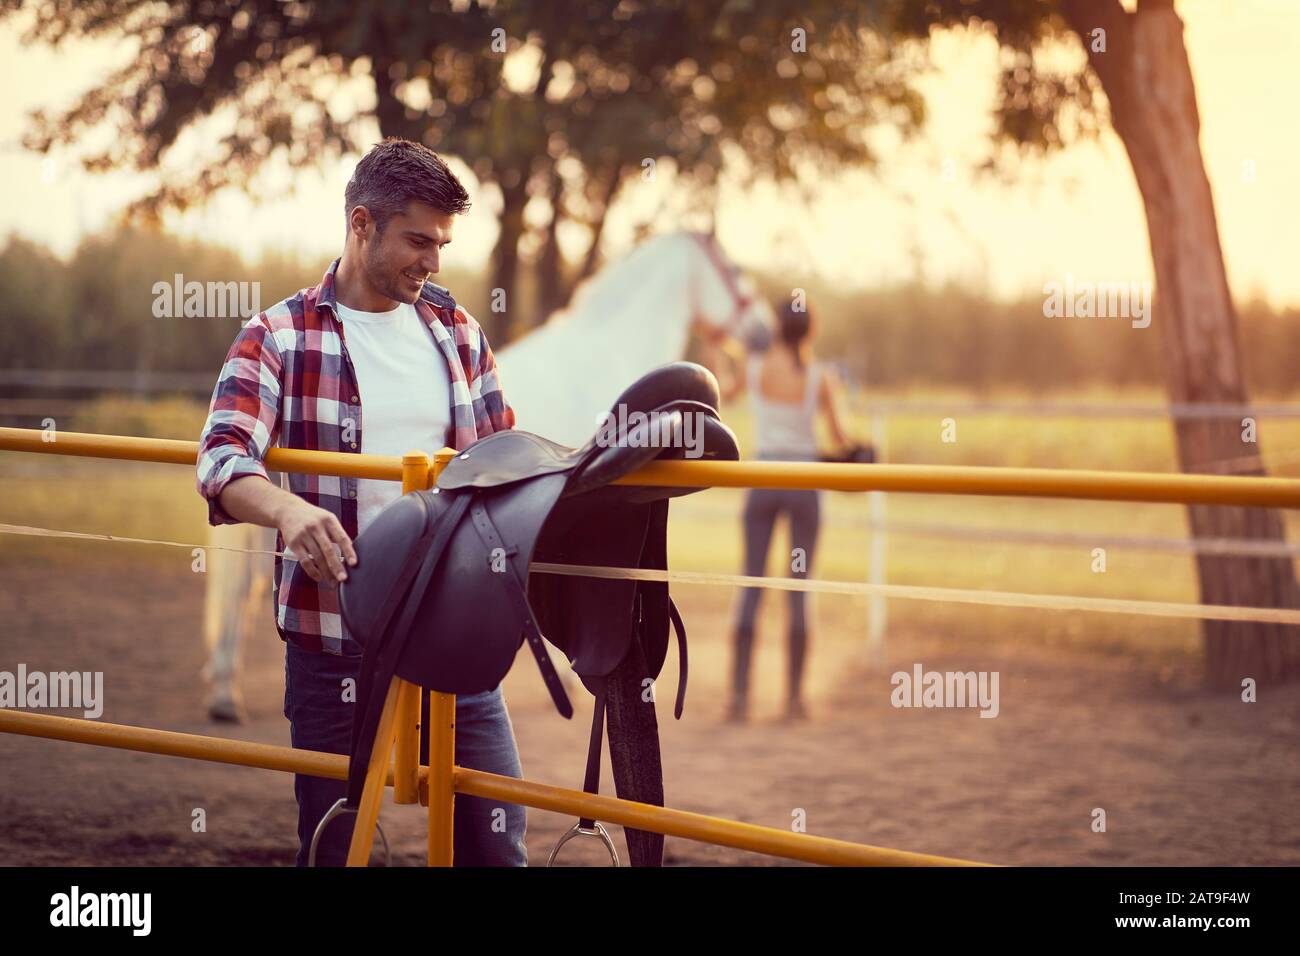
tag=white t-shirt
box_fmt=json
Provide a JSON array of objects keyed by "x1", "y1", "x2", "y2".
[{"x1": 335, "y1": 299, "x2": 452, "y2": 535}]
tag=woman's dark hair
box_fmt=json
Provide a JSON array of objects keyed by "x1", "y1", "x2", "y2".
[
  {"x1": 775, "y1": 300, "x2": 814, "y2": 368},
  {"x1": 344, "y1": 138, "x2": 471, "y2": 235}
]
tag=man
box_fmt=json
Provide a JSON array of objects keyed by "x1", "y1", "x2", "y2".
[{"x1": 196, "y1": 138, "x2": 527, "y2": 866}]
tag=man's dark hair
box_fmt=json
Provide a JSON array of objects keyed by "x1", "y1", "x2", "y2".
[{"x1": 344, "y1": 138, "x2": 471, "y2": 234}]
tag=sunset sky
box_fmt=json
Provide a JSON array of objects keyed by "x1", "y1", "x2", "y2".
[{"x1": 0, "y1": 0, "x2": 1296, "y2": 308}]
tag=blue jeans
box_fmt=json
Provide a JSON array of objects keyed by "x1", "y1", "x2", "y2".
[
  {"x1": 732, "y1": 477, "x2": 822, "y2": 706},
  {"x1": 283, "y1": 641, "x2": 528, "y2": 866}
]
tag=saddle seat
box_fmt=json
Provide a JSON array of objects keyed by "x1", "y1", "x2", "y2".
[{"x1": 438, "y1": 359, "x2": 725, "y2": 495}]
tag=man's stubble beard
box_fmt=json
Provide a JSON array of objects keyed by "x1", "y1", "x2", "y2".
[{"x1": 364, "y1": 237, "x2": 418, "y2": 305}]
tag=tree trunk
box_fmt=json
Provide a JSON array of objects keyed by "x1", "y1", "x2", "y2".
[
  {"x1": 489, "y1": 173, "x2": 528, "y2": 345},
  {"x1": 577, "y1": 163, "x2": 627, "y2": 284},
  {"x1": 535, "y1": 167, "x2": 567, "y2": 325},
  {"x1": 1063, "y1": 0, "x2": 1300, "y2": 688},
  {"x1": 370, "y1": 55, "x2": 425, "y2": 143}
]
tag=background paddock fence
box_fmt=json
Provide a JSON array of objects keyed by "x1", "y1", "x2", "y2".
[
  {"x1": 842, "y1": 396, "x2": 1300, "y2": 665},
  {"x1": 847, "y1": 395, "x2": 1300, "y2": 420},
  {"x1": 0, "y1": 368, "x2": 216, "y2": 395}
]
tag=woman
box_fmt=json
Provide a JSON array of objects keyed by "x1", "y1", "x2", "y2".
[{"x1": 721, "y1": 300, "x2": 855, "y2": 722}]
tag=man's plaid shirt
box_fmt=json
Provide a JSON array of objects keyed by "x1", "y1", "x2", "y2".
[{"x1": 196, "y1": 257, "x2": 515, "y2": 655}]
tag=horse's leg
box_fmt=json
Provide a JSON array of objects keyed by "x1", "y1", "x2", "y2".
[
  {"x1": 231, "y1": 525, "x2": 274, "y2": 708},
  {"x1": 203, "y1": 524, "x2": 254, "y2": 722}
]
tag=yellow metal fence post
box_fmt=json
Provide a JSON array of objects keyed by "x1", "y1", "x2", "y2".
[
  {"x1": 346, "y1": 677, "x2": 402, "y2": 866},
  {"x1": 427, "y1": 448, "x2": 457, "y2": 867},
  {"x1": 391, "y1": 451, "x2": 434, "y2": 806},
  {"x1": 345, "y1": 450, "x2": 433, "y2": 861},
  {"x1": 427, "y1": 691, "x2": 456, "y2": 866}
]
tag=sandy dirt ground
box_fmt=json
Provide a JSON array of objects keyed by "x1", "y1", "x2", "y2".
[{"x1": 2, "y1": 553, "x2": 1298, "y2": 867}]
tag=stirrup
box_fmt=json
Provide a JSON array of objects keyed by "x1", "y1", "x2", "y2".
[
  {"x1": 546, "y1": 821, "x2": 621, "y2": 867},
  {"x1": 308, "y1": 797, "x2": 392, "y2": 867}
]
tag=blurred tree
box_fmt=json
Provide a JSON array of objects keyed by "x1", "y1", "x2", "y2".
[
  {"x1": 10, "y1": 225, "x2": 1297, "y2": 395},
  {"x1": 0, "y1": 0, "x2": 922, "y2": 340},
  {"x1": 866, "y1": 0, "x2": 1299, "y2": 687},
  {"x1": 0, "y1": 236, "x2": 75, "y2": 368}
]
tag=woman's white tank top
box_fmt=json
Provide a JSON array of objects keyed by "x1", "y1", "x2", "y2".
[{"x1": 748, "y1": 352, "x2": 821, "y2": 459}]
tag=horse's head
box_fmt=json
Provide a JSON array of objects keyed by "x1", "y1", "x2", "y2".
[{"x1": 688, "y1": 232, "x2": 773, "y2": 351}]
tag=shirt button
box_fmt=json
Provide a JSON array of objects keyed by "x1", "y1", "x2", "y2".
[
  {"x1": 350, "y1": 442, "x2": 357, "y2": 449},
  {"x1": 351, "y1": 395, "x2": 359, "y2": 403},
  {"x1": 349, "y1": 490, "x2": 356, "y2": 498}
]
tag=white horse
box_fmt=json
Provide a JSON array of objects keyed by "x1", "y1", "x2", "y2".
[{"x1": 202, "y1": 231, "x2": 772, "y2": 721}]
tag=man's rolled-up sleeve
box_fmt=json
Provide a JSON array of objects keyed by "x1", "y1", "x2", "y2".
[{"x1": 196, "y1": 318, "x2": 284, "y2": 526}]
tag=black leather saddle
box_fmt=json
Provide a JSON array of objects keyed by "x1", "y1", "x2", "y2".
[{"x1": 336, "y1": 361, "x2": 739, "y2": 865}]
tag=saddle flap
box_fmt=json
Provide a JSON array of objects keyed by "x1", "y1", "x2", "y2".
[
  {"x1": 636, "y1": 498, "x2": 673, "y2": 682},
  {"x1": 393, "y1": 472, "x2": 570, "y2": 695},
  {"x1": 529, "y1": 497, "x2": 661, "y2": 682},
  {"x1": 339, "y1": 491, "x2": 433, "y2": 647}
]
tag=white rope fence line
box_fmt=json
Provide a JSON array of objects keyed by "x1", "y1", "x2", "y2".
[
  {"x1": 672, "y1": 506, "x2": 1300, "y2": 559},
  {"x1": 672, "y1": 492, "x2": 1300, "y2": 558},
  {"x1": 4, "y1": 521, "x2": 1299, "y2": 627},
  {"x1": 0, "y1": 523, "x2": 283, "y2": 558},
  {"x1": 842, "y1": 392, "x2": 1300, "y2": 477},
  {"x1": 846, "y1": 397, "x2": 1300, "y2": 419},
  {"x1": 869, "y1": 518, "x2": 1300, "y2": 558},
  {"x1": 529, "y1": 565, "x2": 1300, "y2": 626}
]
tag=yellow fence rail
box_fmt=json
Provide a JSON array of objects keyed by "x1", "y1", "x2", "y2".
[
  {"x1": 0, "y1": 710, "x2": 978, "y2": 867},
  {"x1": 5, "y1": 426, "x2": 1300, "y2": 506}
]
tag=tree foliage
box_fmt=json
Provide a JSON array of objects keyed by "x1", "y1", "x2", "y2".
[{"x1": 0, "y1": 0, "x2": 1118, "y2": 334}]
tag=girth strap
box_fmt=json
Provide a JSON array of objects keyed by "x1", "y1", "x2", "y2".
[
  {"x1": 668, "y1": 596, "x2": 688, "y2": 720},
  {"x1": 578, "y1": 690, "x2": 607, "y2": 830},
  {"x1": 466, "y1": 499, "x2": 574, "y2": 719},
  {"x1": 573, "y1": 597, "x2": 688, "y2": 832}
]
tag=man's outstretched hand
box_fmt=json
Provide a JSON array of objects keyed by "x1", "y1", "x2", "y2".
[{"x1": 276, "y1": 497, "x2": 358, "y2": 589}]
